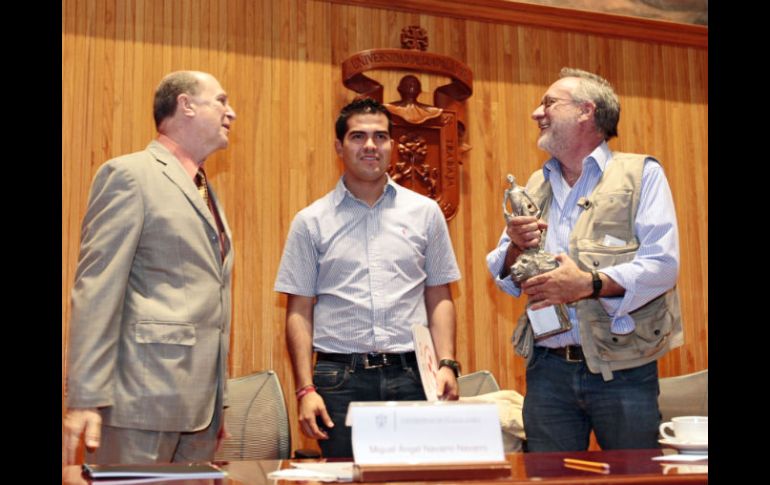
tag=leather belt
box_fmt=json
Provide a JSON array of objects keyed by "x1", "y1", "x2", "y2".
[
  {"x1": 316, "y1": 351, "x2": 418, "y2": 369},
  {"x1": 544, "y1": 345, "x2": 585, "y2": 362}
]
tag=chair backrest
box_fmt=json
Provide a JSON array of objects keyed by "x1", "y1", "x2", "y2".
[
  {"x1": 457, "y1": 370, "x2": 501, "y2": 397},
  {"x1": 658, "y1": 369, "x2": 708, "y2": 422},
  {"x1": 215, "y1": 370, "x2": 291, "y2": 461}
]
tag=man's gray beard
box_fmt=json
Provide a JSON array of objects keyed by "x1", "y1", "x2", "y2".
[{"x1": 537, "y1": 131, "x2": 569, "y2": 157}]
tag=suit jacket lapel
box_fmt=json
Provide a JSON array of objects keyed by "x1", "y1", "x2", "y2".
[{"x1": 147, "y1": 141, "x2": 220, "y2": 234}]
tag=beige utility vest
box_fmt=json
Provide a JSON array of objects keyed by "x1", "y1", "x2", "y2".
[{"x1": 513, "y1": 153, "x2": 683, "y2": 381}]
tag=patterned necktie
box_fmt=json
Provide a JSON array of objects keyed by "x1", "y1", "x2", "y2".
[
  {"x1": 195, "y1": 170, "x2": 210, "y2": 206},
  {"x1": 195, "y1": 169, "x2": 228, "y2": 262}
]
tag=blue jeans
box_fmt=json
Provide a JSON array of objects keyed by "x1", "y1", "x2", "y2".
[
  {"x1": 522, "y1": 346, "x2": 661, "y2": 451},
  {"x1": 313, "y1": 358, "x2": 426, "y2": 458}
]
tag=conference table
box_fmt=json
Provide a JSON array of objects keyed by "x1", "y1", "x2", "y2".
[{"x1": 62, "y1": 449, "x2": 707, "y2": 484}]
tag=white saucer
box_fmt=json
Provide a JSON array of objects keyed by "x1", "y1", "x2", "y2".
[{"x1": 659, "y1": 438, "x2": 708, "y2": 454}]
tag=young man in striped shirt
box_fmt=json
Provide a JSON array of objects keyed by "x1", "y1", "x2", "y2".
[{"x1": 275, "y1": 98, "x2": 462, "y2": 458}]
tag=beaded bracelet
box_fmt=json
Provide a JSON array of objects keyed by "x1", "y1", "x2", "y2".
[{"x1": 295, "y1": 384, "x2": 317, "y2": 401}]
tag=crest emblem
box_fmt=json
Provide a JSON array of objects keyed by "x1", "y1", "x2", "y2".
[{"x1": 341, "y1": 26, "x2": 473, "y2": 220}]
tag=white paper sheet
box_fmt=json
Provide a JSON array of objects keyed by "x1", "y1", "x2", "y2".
[
  {"x1": 652, "y1": 454, "x2": 708, "y2": 462},
  {"x1": 266, "y1": 462, "x2": 354, "y2": 482}
]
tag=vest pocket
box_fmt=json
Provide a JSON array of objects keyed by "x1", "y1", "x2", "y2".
[
  {"x1": 575, "y1": 239, "x2": 639, "y2": 271},
  {"x1": 586, "y1": 318, "x2": 641, "y2": 361},
  {"x1": 585, "y1": 295, "x2": 673, "y2": 362},
  {"x1": 588, "y1": 221, "x2": 635, "y2": 247},
  {"x1": 627, "y1": 296, "x2": 674, "y2": 350},
  {"x1": 590, "y1": 190, "x2": 633, "y2": 227}
]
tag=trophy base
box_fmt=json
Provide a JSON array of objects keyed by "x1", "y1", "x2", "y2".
[{"x1": 527, "y1": 302, "x2": 572, "y2": 339}]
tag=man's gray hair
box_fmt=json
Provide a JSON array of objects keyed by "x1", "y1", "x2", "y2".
[
  {"x1": 153, "y1": 71, "x2": 202, "y2": 130},
  {"x1": 559, "y1": 67, "x2": 620, "y2": 140}
]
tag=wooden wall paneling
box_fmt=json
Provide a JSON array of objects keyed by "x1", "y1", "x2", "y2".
[
  {"x1": 274, "y1": 0, "x2": 303, "y2": 399},
  {"x1": 61, "y1": 0, "x2": 75, "y2": 414},
  {"x1": 686, "y1": 46, "x2": 708, "y2": 371},
  {"x1": 227, "y1": 0, "x2": 259, "y2": 378},
  {"x1": 111, "y1": 0, "x2": 127, "y2": 155},
  {"x1": 328, "y1": 0, "x2": 707, "y2": 48},
  {"x1": 62, "y1": 0, "x2": 707, "y2": 455},
  {"x1": 465, "y1": 19, "x2": 504, "y2": 388}
]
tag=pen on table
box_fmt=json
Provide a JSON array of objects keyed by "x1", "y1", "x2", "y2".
[
  {"x1": 563, "y1": 463, "x2": 610, "y2": 475},
  {"x1": 563, "y1": 458, "x2": 611, "y2": 470}
]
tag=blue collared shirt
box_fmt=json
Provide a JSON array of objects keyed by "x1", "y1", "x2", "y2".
[
  {"x1": 486, "y1": 142, "x2": 679, "y2": 347},
  {"x1": 275, "y1": 176, "x2": 461, "y2": 353}
]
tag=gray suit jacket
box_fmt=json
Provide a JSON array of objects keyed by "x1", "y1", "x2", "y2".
[{"x1": 66, "y1": 140, "x2": 233, "y2": 432}]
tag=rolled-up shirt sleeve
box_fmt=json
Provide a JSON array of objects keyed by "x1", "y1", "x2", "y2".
[
  {"x1": 486, "y1": 230, "x2": 523, "y2": 297},
  {"x1": 599, "y1": 160, "x2": 680, "y2": 334}
]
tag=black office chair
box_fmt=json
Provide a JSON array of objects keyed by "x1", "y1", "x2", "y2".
[
  {"x1": 215, "y1": 370, "x2": 320, "y2": 460},
  {"x1": 215, "y1": 370, "x2": 292, "y2": 460}
]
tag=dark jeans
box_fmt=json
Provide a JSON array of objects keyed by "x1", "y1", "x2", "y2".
[
  {"x1": 523, "y1": 346, "x2": 661, "y2": 452},
  {"x1": 313, "y1": 357, "x2": 426, "y2": 458}
]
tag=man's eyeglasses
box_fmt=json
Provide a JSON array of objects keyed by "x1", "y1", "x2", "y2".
[{"x1": 538, "y1": 96, "x2": 575, "y2": 110}]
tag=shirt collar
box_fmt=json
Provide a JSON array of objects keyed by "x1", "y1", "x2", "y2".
[
  {"x1": 542, "y1": 141, "x2": 611, "y2": 180},
  {"x1": 332, "y1": 175, "x2": 398, "y2": 207},
  {"x1": 157, "y1": 134, "x2": 200, "y2": 181}
]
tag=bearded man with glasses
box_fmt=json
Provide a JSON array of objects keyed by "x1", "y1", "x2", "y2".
[{"x1": 486, "y1": 67, "x2": 683, "y2": 451}]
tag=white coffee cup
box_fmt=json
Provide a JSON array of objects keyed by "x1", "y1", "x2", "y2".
[{"x1": 659, "y1": 416, "x2": 708, "y2": 443}]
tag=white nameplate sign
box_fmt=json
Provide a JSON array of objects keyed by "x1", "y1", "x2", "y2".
[{"x1": 347, "y1": 401, "x2": 505, "y2": 465}]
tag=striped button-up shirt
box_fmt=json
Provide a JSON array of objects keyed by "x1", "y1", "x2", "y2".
[
  {"x1": 486, "y1": 142, "x2": 679, "y2": 347},
  {"x1": 275, "y1": 176, "x2": 461, "y2": 353}
]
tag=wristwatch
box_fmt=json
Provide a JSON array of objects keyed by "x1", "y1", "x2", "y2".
[
  {"x1": 590, "y1": 269, "x2": 602, "y2": 298},
  {"x1": 438, "y1": 359, "x2": 461, "y2": 377}
]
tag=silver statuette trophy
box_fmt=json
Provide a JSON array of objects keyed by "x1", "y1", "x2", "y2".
[{"x1": 502, "y1": 174, "x2": 571, "y2": 338}]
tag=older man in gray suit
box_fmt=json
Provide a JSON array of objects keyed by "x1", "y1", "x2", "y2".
[{"x1": 63, "y1": 71, "x2": 237, "y2": 465}]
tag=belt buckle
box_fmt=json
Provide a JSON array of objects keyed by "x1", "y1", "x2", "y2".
[
  {"x1": 363, "y1": 353, "x2": 386, "y2": 369},
  {"x1": 565, "y1": 346, "x2": 581, "y2": 362}
]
